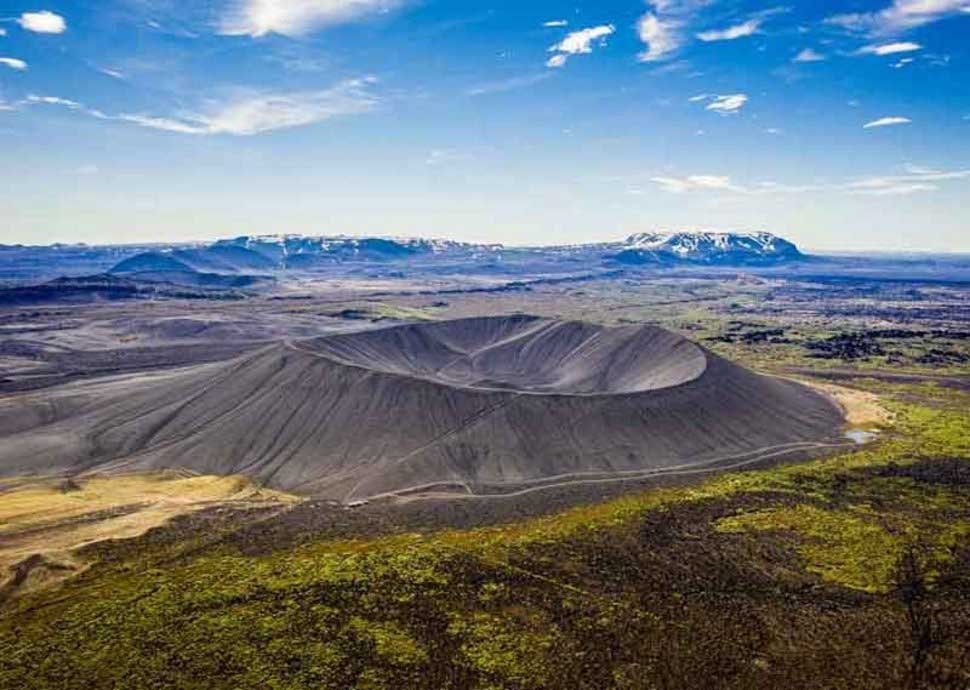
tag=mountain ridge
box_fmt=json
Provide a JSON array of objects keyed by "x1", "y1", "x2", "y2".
[{"x1": 106, "y1": 230, "x2": 804, "y2": 275}]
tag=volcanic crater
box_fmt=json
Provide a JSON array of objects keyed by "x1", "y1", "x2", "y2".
[
  {"x1": 0, "y1": 316, "x2": 845, "y2": 501},
  {"x1": 301, "y1": 316, "x2": 707, "y2": 395}
]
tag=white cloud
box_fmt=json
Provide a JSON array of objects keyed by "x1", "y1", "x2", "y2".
[
  {"x1": 220, "y1": 0, "x2": 406, "y2": 37},
  {"x1": 793, "y1": 48, "x2": 825, "y2": 62},
  {"x1": 18, "y1": 79, "x2": 379, "y2": 136},
  {"x1": 18, "y1": 11, "x2": 67, "y2": 34},
  {"x1": 753, "y1": 181, "x2": 822, "y2": 194},
  {"x1": 26, "y1": 94, "x2": 82, "y2": 108},
  {"x1": 636, "y1": 13, "x2": 683, "y2": 62},
  {"x1": 848, "y1": 178, "x2": 936, "y2": 195},
  {"x1": 688, "y1": 93, "x2": 749, "y2": 114},
  {"x1": 0, "y1": 57, "x2": 27, "y2": 71},
  {"x1": 543, "y1": 20, "x2": 568, "y2": 28},
  {"x1": 99, "y1": 68, "x2": 125, "y2": 79},
  {"x1": 637, "y1": 0, "x2": 736, "y2": 63},
  {"x1": 651, "y1": 175, "x2": 744, "y2": 193},
  {"x1": 425, "y1": 149, "x2": 472, "y2": 166},
  {"x1": 900, "y1": 165, "x2": 970, "y2": 180},
  {"x1": 854, "y1": 182, "x2": 936, "y2": 195},
  {"x1": 546, "y1": 24, "x2": 615, "y2": 68},
  {"x1": 827, "y1": 0, "x2": 970, "y2": 35},
  {"x1": 857, "y1": 41, "x2": 922, "y2": 55},
  {"x1": 130, "y1": 79, "x2": 379, "y2": 135},
  {"x1": 652, "y1": 174, "x2": 814, "y2": 195},
  {"x1": 549, "y1": 25, "x2": 615, "y2": 55},
  {"x1": 863, "y1": 116, "x2": 911, "y2": 128},
  {"x1": 0, "y1": 28, "x2": 7, "y2": 37},
  {"x1": 646, "y1": 164, "x2": 968, "y2": 198},
  {"x1": 114, "y1": 113, "x2": 212, "y2": 135},
  {"x1": 467, "y1": 72, "x2": 552, "y2": 96},
  {"x1": 706, "y1": 93, "x2": 748, "y2": 114},
  {"x1": 696, "y1": 18, "x2": 761, "y2": 42},
  {"x1": 847, "y1": 165, "x2": 969, "y2": 195}
]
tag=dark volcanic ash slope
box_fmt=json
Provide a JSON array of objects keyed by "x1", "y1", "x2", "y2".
[{"x1": 0, "y1": 316, "x2": 843, "y2": 501}]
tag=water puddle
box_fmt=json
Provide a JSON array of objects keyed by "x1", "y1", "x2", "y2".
[{"x1": 845, "y1": 429, "x2": 879, "y2": 445}]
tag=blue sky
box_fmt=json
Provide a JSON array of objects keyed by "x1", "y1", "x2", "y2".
[{"x1": 1, "y1": 0, "x2": 968, "y2": 251}]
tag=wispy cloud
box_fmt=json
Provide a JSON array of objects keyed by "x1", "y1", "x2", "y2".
[
  {"x1": 546, "y1": 24, "x2": 615, "y2": 68},
  {"x1": 0, "y1": 57, "x2": 27, "y2": 71},
  {"x1": 543, "y1": 20, "x2": 568, "y2": 28},
  {"x1": 17, "y1": 10, "x2": 67, "y2": 34},
  {"x1": 16, "y1": 79, "x2": 380, "y2": 136},
  {"x1": 651, "y1": 174, "x2": 743, "y2": 193},
  {"x1": 851, "y1": 182, "x2": 935, "y2": 195},
  {"x1": 863, "y1": 116, "x2": 911, "y2": 129},
  {"x1": 649, "y1": 165, "x2": 968, "y2": 197},
  {"x1": 650, "y1": 174, "x2": 817, "y2": 195},
  {"x1": 857, "y1": 41, "x2": 922, "y2": 55},
  {"x1": 220, "y1": 0, "x2": 407, "y2": 37},
  {"x1": 793, "y1": 48, "x2": 826, "y2": 62},
  {"x1": 636, "y1": 13, "x2": 684, "y2": 62},
  {"x1": 639, "y1": 5, "x2": 784, "y2": 61},
  {"x1": 846, "y1": 165, "x2": 968, "y2": 195},
  {"x1": 26, "y1": 94, "x2": 83, "y2": 108},
  {"x1": 690, "y1": 93, "x2": 749, "y2": 115},
  {"x1": 126, "y1": 80, "x2": 379, "y2": 135},
  {"x1": 467, "y1": 72, "x2": 552, "y2": 96},
  {"x1": 696, "y1": 18, "x2": 761, "y2": 42},
  {"x1": 827, "y1": 0, "x2": 970, "y2": 35},
  {"x1": 635, "y1": 0, "x2": 717, "y2": 63},
  {"x1": 425, "y1": 148, "x2": 474, "y2": 166}
]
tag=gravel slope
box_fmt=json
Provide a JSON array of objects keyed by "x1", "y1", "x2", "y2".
[{"x1": 0, "y1": 316, "x2": 844, "y2": 500}]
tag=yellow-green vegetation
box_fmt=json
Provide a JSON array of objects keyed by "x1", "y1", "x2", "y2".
[
  {"x1": 1, "y1": 383, "x2": 968, "y2": 689},
  {"x1": 371, "y1": 303, "x2": 445, "y2": 321},
  {"x1": 0, "y1": 472, "x2": 287, "y2": 536},
  {"x1": 0, "y1": 472, "x2": 295, "y2": 597},
  {"x1": 716, "y1": 502, "x2": 967, "y2": 593}
]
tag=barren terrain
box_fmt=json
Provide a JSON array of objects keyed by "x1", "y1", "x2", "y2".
[{"x1": 0, "y1": 259, "x2": 967, "y2": 689}]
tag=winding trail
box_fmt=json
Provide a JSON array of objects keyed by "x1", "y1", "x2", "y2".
[{"x1": 369, "y1": 439, "x2": 856, "y2": 504}]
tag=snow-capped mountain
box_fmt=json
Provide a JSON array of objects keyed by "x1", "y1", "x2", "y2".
[
  {"x1": 212, "y1": 235, "x2": 504, "y2": 266},
  {"x1": 106, "y1": 230, "x2": 803, "y2": 278},
  {"x1": 610, "y1": 231, "x2": 802, "y2": 265}
]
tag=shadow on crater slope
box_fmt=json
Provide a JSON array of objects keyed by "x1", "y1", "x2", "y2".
[{"x1": 0, "y1": 316, "x2": 844, "y2": 501}]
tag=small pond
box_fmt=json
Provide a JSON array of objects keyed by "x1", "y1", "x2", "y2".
[{"x1": 845, "y1": 429, "x2": 879, "y2": 445}]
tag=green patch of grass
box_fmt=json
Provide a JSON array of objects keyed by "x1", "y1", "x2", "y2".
[{"x1": 715, "y1": 502, "x2": 967, "y2": 593}]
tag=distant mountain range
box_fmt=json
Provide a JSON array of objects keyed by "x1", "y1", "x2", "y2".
[
  {"x1": 609, "y1": 231, "x2": 802, "y2": 266},
  {"x1": 104, "y1": 231, "x2": 804, "y2": 277},
  {"x1": 5, "y1": 232, "x2": 970, "y2": 301}
]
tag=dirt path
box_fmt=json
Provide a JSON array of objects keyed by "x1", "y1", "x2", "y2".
[{"x1": 376, "y1": 439, "x2": 855, "y2": 503}]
